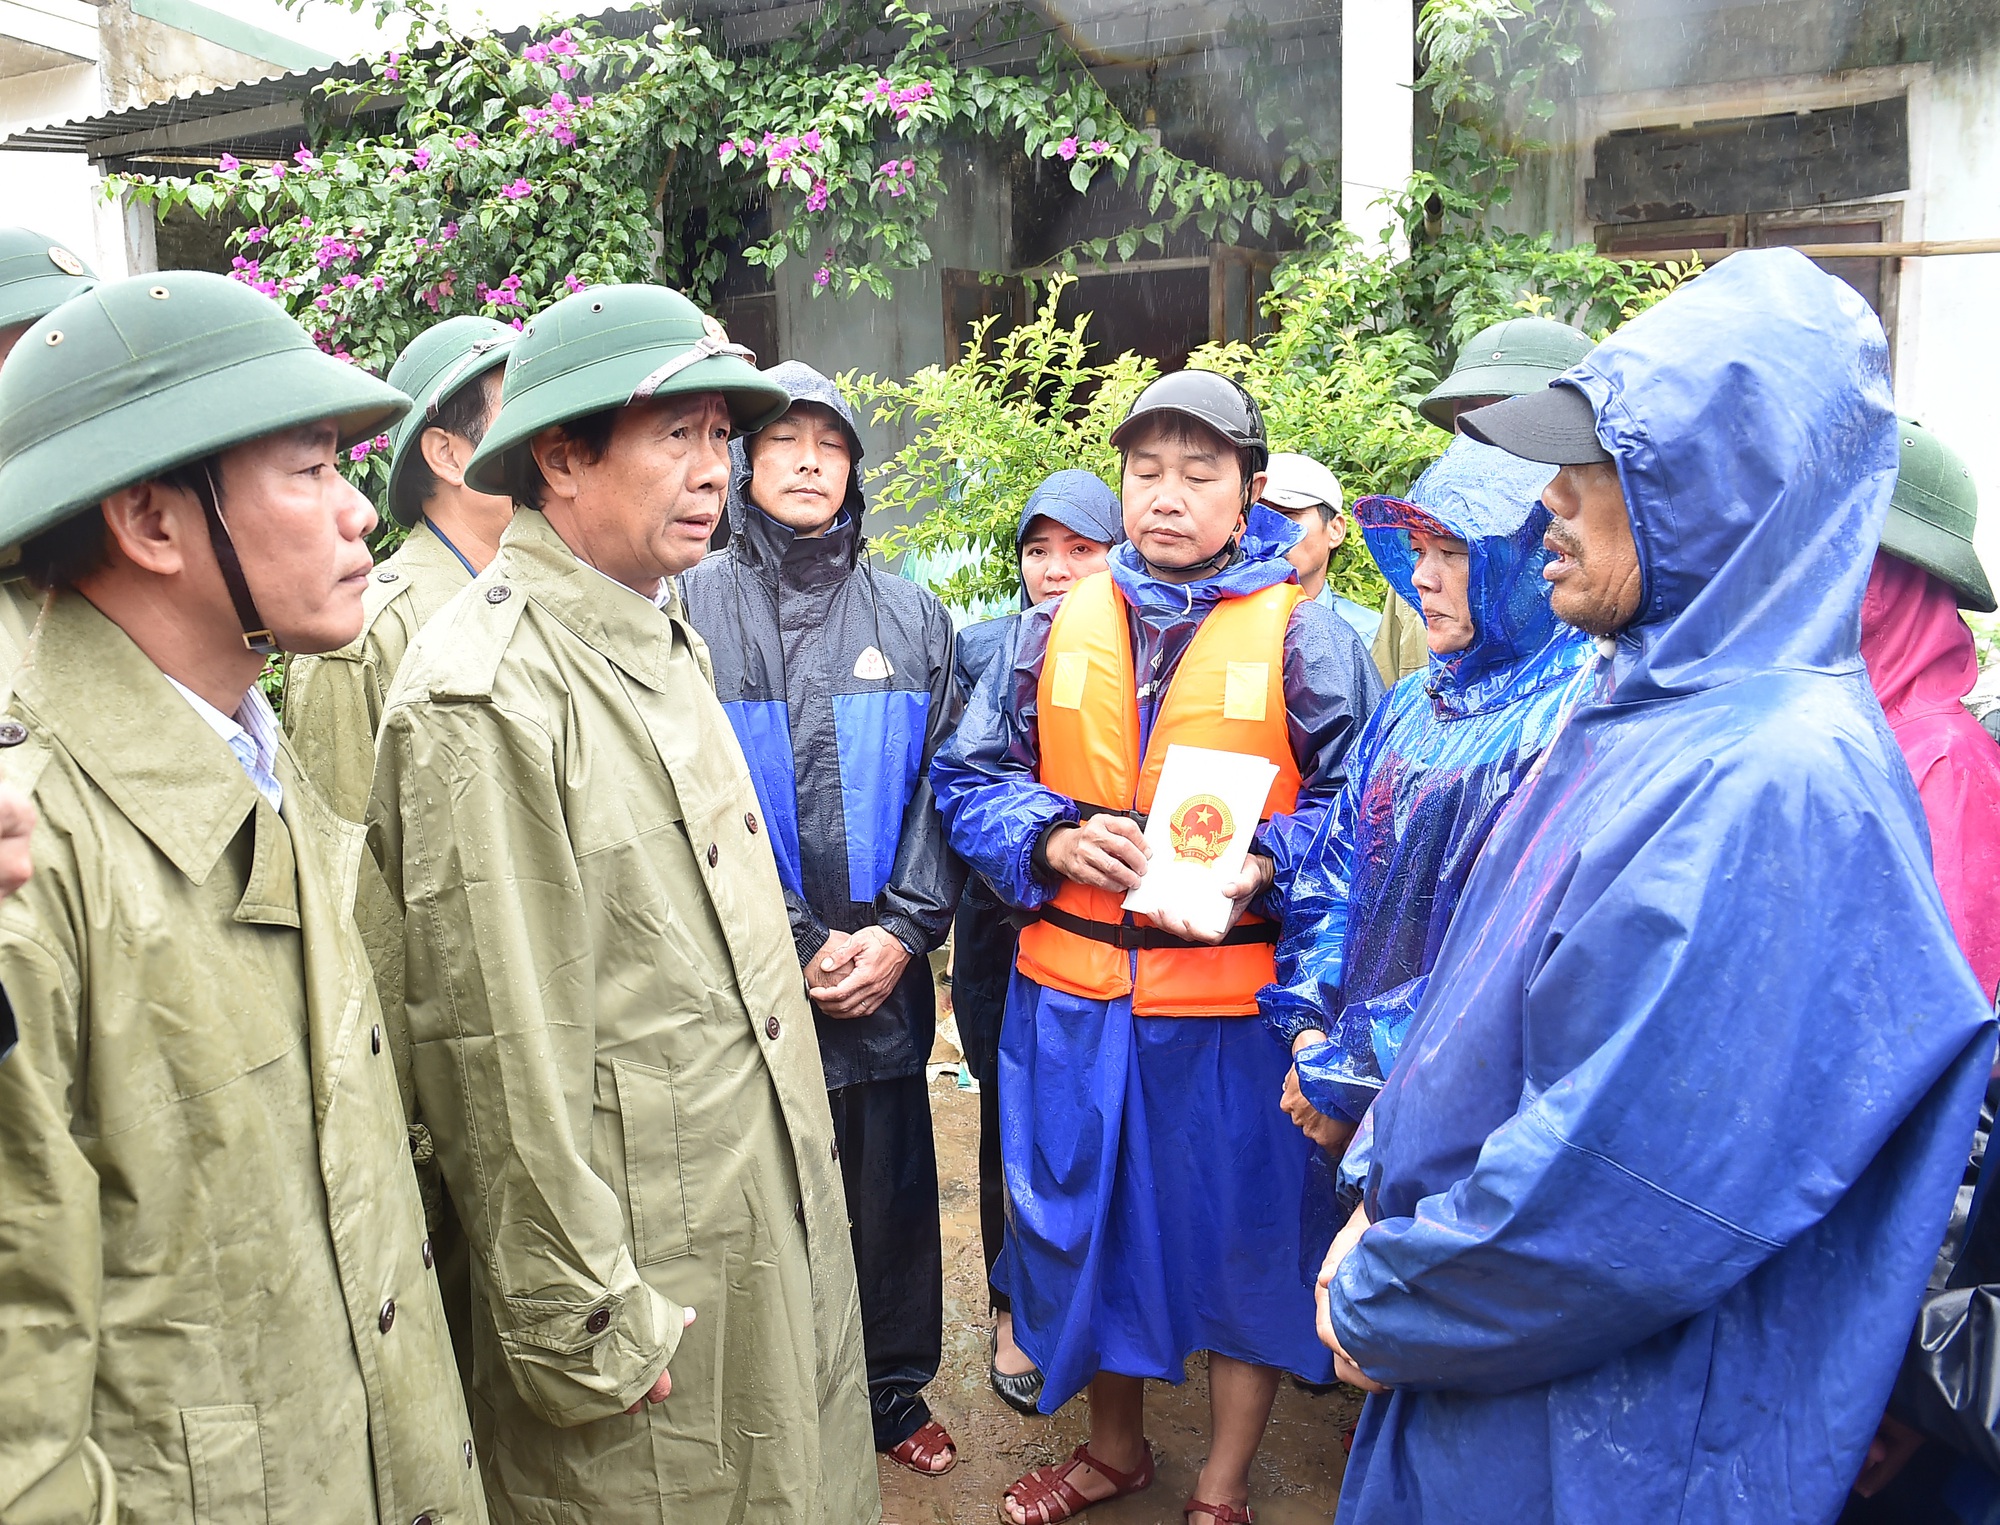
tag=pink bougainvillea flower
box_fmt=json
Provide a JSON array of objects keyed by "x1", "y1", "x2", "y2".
[
  {"x1": 556, "y1": 61, "x2": 575, "y2": 79},
  {"x1": 339, "y1": 273, "x2": 360, "y2": 288},
  {"x1": 440, "y1": 221, "x2": 459, "y2": 241},
  {"x1": 413, "y1": 147, "x2": 431, "y2": 170},
  {"x1": 217, "y1": 153, "x2": 240, "y2": 173},
  {"x1": 1056, "y1": 136, "x2": 1079, "y2": 160},
  {"x1": 267, "y1": 161, "x2": 286, "y2": 179},
  {"x1": 813, "y1": 266, "x2": 831, "y2": 287},
  {"x1": 245, "y1": 225, "x2": 268, "y2": 243},
  {"x1": 901, "y1": 158, "x2": 914, "y2": 175},
  {"x1": 801, "y1": 129, "x2": 822, "y2": 153},
  {"x1": 564, "y1": 272, "x2": 585, "y2": 293},
  {"x1": 372, "y1": 275, "x2": 386, "y2": 289},
  {"x1": 501, "y1": 178, "x2": 532, "y2": 199},
  {"x1": 349, "y1": 441, "x2": 370, "y2": 461},
  {"x1": 384, "y1": 65, "x2": 399, "y2": 81},
  {"x1": 804, "y1": 180, "x2": 829, "y2": 212},
  {"x1": 579, "y1": 95, "x2": 593, "y2": 108},
  {"x1": 293, "y1": 146, "x2": 317, "y2": 166},
  {"x1": 454, "y1": 132, "x2": 480, "y2": 150},
  {"x1": 523, "y1": 41, "x2": 549, "y2": 62},
  {"x1": 1087, "y1": 139, "x2": 1110, "y2": 154}
]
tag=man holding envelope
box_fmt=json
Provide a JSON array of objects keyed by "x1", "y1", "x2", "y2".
[{"x1": 933, "y1": 371, "x2": 1381, "y2": 1525}]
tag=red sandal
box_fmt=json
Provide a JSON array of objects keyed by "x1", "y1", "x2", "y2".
[
  {"x1": 885, "y1": 1418, "x2": 958, "y2": 1476},
  {"x1": 1184, "y1": 1499, "x2": 1254, "y2": 1525},
  {"x1": 1000, "y1": 1440, "x2": 1155, "y2": 1524}
]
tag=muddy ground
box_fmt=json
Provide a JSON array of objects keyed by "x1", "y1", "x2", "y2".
[{"x1": 876, "y1": 1068, "x2": 1364, "y2": 1525}]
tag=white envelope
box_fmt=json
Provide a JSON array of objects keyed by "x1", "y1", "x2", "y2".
[{"x1": 1121, "y1": 743, "x2": 1281, "y2": 941}]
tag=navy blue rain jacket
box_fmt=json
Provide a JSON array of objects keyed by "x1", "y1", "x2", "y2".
[
  {"x1": 1331, "y1": 249, "x2": 1997, "y2": 1525},
  {"x1": 931, "y1": 507, "x2": 1383, "y2": 921},
  {"x1": 1263, "y1": 436, "x2": 1593, "y2": 1119},
  {"x1": 680, "y1": 364, "x2": 964, "y2": 1089}
]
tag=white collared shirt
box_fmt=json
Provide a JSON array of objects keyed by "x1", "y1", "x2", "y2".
[
  {"x1": 168, "y1": 677, "x2": 285, "y2": 814},
  {"x1": 579, "y1": 560, "x2": 673, "y2": 610}
]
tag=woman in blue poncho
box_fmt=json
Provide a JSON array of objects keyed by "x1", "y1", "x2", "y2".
[{"x1": 1261, "y1": 436, "x2": 1591, "y2": 1196}]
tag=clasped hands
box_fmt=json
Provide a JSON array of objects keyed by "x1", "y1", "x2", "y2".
[
  {"x1": 1316, "y1": 1203, "x2": 1389, "y2": 1395},
  {"x1": 1043, "y1": 813, "x2": 1271, "y2": 943},
  {"x1": 808, "y1": 924, "x2": 909, "y2": 1019}
]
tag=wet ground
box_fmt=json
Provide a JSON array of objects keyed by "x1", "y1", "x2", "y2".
[{"x1": 877, "y1": 1069, "x2": 1363, "y2": 1525}]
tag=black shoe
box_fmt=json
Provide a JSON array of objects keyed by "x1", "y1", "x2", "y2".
[
  {"x1": 1290, "y1": 1374, "x2": 1340, "y2": 1396},
  {"x1": 989, "y1": 1326, "x2": 1045, "y2": 1416}
]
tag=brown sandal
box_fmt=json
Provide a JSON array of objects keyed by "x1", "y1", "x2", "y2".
[
  {"x1": 1185, "y1": 1500, "x2": 1254, "y2": 1525},
  {"x1": 886, "y1": 1418, "x2": 958, "y2": 1476},
  {"x1": 1000, "y1": 1440, "x2": 1155, "y2": 1524}
]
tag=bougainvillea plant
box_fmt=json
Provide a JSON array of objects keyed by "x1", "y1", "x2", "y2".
[{"x1": 114, "y1": 0, "x2": 1320, "y2": 447}]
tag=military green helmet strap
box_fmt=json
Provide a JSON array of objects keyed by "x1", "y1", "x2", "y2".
[
  {"x1": 630, "y1": 332, "x2": 759, "y2": 398},
  {"x1": 198, "y1": 467, "x2": 278, "y2": 656}
]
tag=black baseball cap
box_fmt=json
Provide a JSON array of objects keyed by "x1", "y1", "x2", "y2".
[{"x1": 1457, "y1": 383, "x2": 1612, "y2": 466}]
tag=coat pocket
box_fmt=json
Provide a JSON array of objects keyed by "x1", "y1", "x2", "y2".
[
  {"x1": 182, "y1": 1406, "x2": 267, "y2": 1524},
  {"x1": 613, "y1": 1058, "x2": 693, "y2": 1264}
]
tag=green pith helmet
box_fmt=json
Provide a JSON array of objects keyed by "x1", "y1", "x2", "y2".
[
  {"x1": 0, "y1": 271, "x2": 409, "y2": 554},
  {"x1": 465, "y1": 283, "x2": 790, "y2": 499},
  {"x1": 1883, "y1": 417, "x2": 1993, "y2": 614},
  {"x1": 0, "y1": 226, "x2": 96, "y2": 332},
  {"x1": 1420, "y1": 316, "x2": 1596, "y2": 431},
  {"x1": 383, "y1": 315, "x2": 517, "y2": 526}
]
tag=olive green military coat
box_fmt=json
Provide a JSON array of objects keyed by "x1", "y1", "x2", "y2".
[
  {"x1": 0, "y1": 578, "x2": 41, "y2": 673},
  {"x1": 0, "y1": 593, "x2": 485, "y2": 1525},
  {"x1": 366, "y1": 510, "x2": 876, "y2": 1525},
  {"x1": 284, "y1": 521, "x2": 473, "y2": 823}
]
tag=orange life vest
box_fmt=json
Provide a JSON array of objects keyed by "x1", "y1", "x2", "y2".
[{"x1": 1017, "y1": 570, "x2": 1303, "y2": 1016}]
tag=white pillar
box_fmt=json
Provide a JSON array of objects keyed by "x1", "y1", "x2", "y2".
[{"x1": 1341, "y1": 0, "x2": 1414, "y2": 258}]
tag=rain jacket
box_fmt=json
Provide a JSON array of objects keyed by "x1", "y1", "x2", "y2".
[
  {"x1": 932, "y1": 505, "x2": 1382, "y2": 921},
  {"x1": 1331, "y1": 250, "x2": 1997, "y2": 1525},
  {"x1": 284, "y1": 520, "x2": 473, "y2": 822},
  {"x1": 1861, "y1": 550, "x2": 2000, "y2": 1000},
  {"x1": 679, "y1": 364, "x2": 962, "y2": 1090},
  {"x1": 366, "y1": 509, "x2": 877, "y2": 1525},
  {"x1": 0, "y1": 592, "x2": 483, "y2": 1525},
  {"x1": 1264, "y1": 436, "x2": 1592, "y2": 1119}
]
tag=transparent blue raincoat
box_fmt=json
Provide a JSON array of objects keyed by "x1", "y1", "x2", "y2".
[
  {"x1": 1329, "y1": 250, "x2": 1996, "y2": 1525},
  {"x1": 1261, "y1": 436, "x2": 1592, "y2": 1127}
]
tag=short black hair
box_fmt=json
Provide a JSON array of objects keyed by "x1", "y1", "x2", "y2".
[
  {"x1": 518, "y1": 407, "x2": 619, "y2": 509},
  {"x1": 21, "y1": 454, "x2": 223, "y2": 591},
  {"x1": 402, "y1": 371, "x2": 497, "y2": 510},
  {"x1": 1117, "y1": 411, "x2": 1259, "y2": 488}
]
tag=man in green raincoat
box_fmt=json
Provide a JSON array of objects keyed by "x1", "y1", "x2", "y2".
[
  {"x1": 366, "y1": 283, "x2": 877, "y2": 1525},
  {"x1": 285, "y1": 314, "x2": 517, "y2": 821},
  {"x1": 0, "y1": 226, "x2": 97, "y2": 669},
  {"x1": 0, "y1": 271, "x2": 485, "y2": 1524}
]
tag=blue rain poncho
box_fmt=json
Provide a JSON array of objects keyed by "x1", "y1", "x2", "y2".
[
  {"x1": 1330, "y1": 250, "x2": 1996, "y2": 1525},
  {"x1": 1263, "y1": 437, "x2": 1592, "y2": 1128},
  {"x1": 931, "y1": 509, "x2": 1382, "y2": 1410}
]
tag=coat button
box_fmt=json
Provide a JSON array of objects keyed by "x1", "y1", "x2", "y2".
[
  {"x1": 422, "y1": 1238, "x2": 435, "y2": 1270},
  {"x1": 0, "y1": 719, "x2": 26, "y2": 747},
  {"x1": 766, "y1": 1015, "x2": 781, "y2": 1040},
  {"x1": 707, "y1": 842, "x2": 719, "y2": 867},
  {"x1": 745, "y1": 811, "x2": 759, "y2": 835},
  {"x1": 413, "y1": 1515, "x2": 433, "y2": 1525},
  {"x1": 376, "y1": 570, "x2": 399, "y2": 583},
  {"x1": 464, "y1": 1440, "x2": 474, "y2": 1468},
  {"x1": 831, "y1": 1138, "x2": 840, "y2": 1162},
  {"x1": 379, "y1": 1299, "x2": 396, "y2": 1333},
  {"x1": 585, "y1": 1307, "x2": 611, "y2": 1335},
  {"x1": 794, "y1": 1201, "x2": 806, "y2": 1226},
  {"x1": 485, "y1": 585, "x2": 511, "y2": 604},
  {"x1": 370, "y1": 1024, "x2": 382, "y2": 1055}
]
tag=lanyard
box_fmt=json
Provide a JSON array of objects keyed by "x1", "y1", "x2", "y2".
[{"x1": 425, "y1": 518, "x2": 480, "y2": 578}]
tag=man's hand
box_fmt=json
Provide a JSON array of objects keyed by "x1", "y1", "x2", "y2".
[
  {"x1": 624, "y1": 1306, "x2": 698, "y2": 1413},
  {"x1": 0, "y1": 783, "x2": 35, "y2": 900},
  {"x1": 808, "y1": 925, "x2": 911, "y2": 1019},
  {"x1": 1316, "y1": 1203, "x2": 1388, "y2": 1393},
  {"x1": 1281, "y1": 1032, "x2": 1356, "y2": 1153},
  {"x1": 1853, "y1": 1412, "x2": 1926, "y2": 1497},
  {"x1": 1150, "y1": 852, "x2": 1273, "y2": 945},
  {"x1": 1043, "y1": 816, "x2": 1149, "y2": 892}
]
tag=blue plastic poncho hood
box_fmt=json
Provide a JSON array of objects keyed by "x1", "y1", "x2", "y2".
[
  {"x1": 1356, "y1": 435, "x2": 1564, "y2": 705},
  {"x1": 1328, "y1": 250, "x2": 1996, "y2": 1525},
  {"x1": 1016, "y1": 468, "x2": 1123, "y2": 550},
  {"x1": 1268, "y1": 438, "x2": 1591, "y2": 1135}
]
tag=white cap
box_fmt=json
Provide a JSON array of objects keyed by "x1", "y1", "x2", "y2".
[{"x1": 1261, "y1": 451, "x2": 1344, "y2": 514}]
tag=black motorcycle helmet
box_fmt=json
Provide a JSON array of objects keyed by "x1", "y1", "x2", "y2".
[{"x1": 1110, "y1": 369, "x2": 1270, "y2": 478}]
